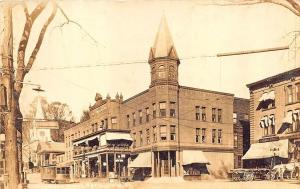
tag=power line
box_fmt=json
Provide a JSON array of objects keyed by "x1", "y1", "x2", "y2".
[{"x1": 0, "y1": 44, "x2": 290, "y2": 72}]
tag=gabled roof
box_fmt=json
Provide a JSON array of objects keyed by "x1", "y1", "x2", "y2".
[{"x1": 149, "y1": 15, "x2": 178, "y2": 61}]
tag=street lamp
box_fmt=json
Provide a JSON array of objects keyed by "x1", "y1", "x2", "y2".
[{"x1": 270, "y1": 147, "x2": 279, "y2": 168}]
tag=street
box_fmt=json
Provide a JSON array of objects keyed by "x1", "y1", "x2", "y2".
[{"x1": 26, "y1": 174, "x2": 300, "y2": 189}]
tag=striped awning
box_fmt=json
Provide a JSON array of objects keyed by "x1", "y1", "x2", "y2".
[
  {"x1": 242, "y1": 139, "x2": 288, "y2": 160},
  {"x1": 182, "y1": 150, "x2": 210, "y2": 165},
  {"x1": 128, "y1": 152, "x2": 151, "y2": 168}
]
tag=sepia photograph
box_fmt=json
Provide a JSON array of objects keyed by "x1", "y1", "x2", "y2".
[{"x1": 0, "y1": 0, "x2": 300, "y2": 188}]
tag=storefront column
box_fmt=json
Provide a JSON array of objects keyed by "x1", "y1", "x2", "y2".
[
  {"x1": 82, "y1": 160, "x2": 86, "y2": 178},
  {"x1": 151, "y1": 151, "x2": 155, "y2": 177},
  {"x1": 98, "y1": 154, "x2": 102, "y2": 177},
  {"x1": 168, "y1": 151, "x2": 171, "y2": 177},
  {"x1": 157, "y1": 151, "x2": 161, "y2": 177},
  {"x1": 106, "y1": 153, "x2": 109, "y2": 178},
  {"x1": 114, "y1": 152, "x2": 117, "y2": 173}
]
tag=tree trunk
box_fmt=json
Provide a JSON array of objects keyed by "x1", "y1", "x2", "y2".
[{"x1": 2, "y1": 3, "x2": 20, "y2": 189}]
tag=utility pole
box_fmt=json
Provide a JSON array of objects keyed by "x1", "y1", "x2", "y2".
[{"x1": 2, "y1": 2, "x2": 20, "y2": 189}]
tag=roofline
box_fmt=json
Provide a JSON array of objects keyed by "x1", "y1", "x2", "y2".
[
  {"x1": 122, "y1": 89, "x2": 149, "y2": 103},
  {"x1": 72, "y1": 128, "x2": 131, "y2": 142},
  {"x1": 180, "y1": 85, "x2": 234, "y2": 96},
  {"x1": 246, "y1": 67, "x2": 300, "y2": 89},
  {"x1": 234, "y1": 97, "x2": 250, "y2": 101}
]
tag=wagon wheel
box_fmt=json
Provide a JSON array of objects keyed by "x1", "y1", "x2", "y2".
[
  {"x1": 244, "y1": 172, "x2": 253, "y2": 181},
  {"x1": 247, "y1": 172, "x2": 254, "y2": 181},
  {"x1": 270, "y1": 172, "x2": 276, "y2": 180},
  {"x1": 232, "y1": 172, "x2": 237, "y2": 181},
  {"x1": 266, "y1": 172, "x2": 272, "y2": 180}
]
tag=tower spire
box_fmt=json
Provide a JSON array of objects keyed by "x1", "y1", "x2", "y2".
[{"x1": 149, "y1": 15, "x2": 178, "y2": 61}]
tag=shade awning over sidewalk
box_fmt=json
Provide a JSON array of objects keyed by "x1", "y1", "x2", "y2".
[
  {"x1": 277, "y1": 111, "x2": 293, "y2": 134},
  {"x1": 128, "y1": 152, "x2": 152, "y2": 168},
  {"x1": 106, "y1": 132, "x2": 133, "y2": 141},
  {"x1": 242, "y1": 139, "x2": 288, "y2": 160},
  {"x1": 182, "y1": 150, "x2": 210, "y2": 165}
]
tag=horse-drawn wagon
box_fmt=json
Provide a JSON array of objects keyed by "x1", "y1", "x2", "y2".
[{"x1": 231, "y1": 168, "x2": 275, "y2": 181}]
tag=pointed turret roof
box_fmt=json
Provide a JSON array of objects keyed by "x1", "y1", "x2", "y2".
[{"x1": 149, "y1": 15, "x2": 178, "y2": 61}]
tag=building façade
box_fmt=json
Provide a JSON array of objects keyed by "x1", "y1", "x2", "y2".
[
  {"x1": 243, "y1": 68, "x2": 300, "y2": 168},
  {"x1": 64, "y1": 16, "x2": 249, "y2": 180}
]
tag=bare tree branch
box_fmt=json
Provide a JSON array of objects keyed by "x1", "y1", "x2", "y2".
[
  {"x1": 24, "y1": 1, "x2": 58, "y2": 76},
  {"x1": 55, "y1": 5, "x2": 99, "y2": 46},
  {"x1": 196, "y1": 0, "x2": 300, "y2": 16},
  {"x1": 15, "y1": 0, "x2": 49, "y2": 93},
  {"x1": 22, "y1": 1, "x2": 29, "y2": 19}
]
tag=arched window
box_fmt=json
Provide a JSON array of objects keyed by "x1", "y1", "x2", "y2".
[
  {"x1": 169, "y1": 65, "x2": 175, "y2": 79},
  {"x1": 158, "y1": 65, "x2": 165, "y2": 78}
]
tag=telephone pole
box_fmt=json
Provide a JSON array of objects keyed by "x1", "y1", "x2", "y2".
[{"x1": 2, "y1": 2, "x2": 20, "y2": 189}]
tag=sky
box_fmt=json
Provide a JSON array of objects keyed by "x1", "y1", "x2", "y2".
[{"x1": 2, "y1": 0, "x2": 300, "y2": 121}]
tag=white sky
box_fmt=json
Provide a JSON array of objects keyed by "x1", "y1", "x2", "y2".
[{"x1": 3, "y1": 0, "x2": 300, "y2": 121}]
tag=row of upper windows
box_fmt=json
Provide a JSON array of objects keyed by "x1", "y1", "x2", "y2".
[
  {"x1": 64, "y1": 117, "x2": 118, "y2": 148},
  {"x1": 127, "y1": 101, "x2": 176, "y2": 127},
  {"x1": 286, "y1": 84, "x2": 300, "y2": 104},
  {"x1": 257, "y1": 84, "x2": 300, "y2": 111},
  {"x1": 132, "y1": 125, "x2": 176, "y2": 147},
  {"x1": 195, "y1": 128, "x2": 223, "y2": 144},
  {"x1": 131, "y1": 125, "x2": 223, "y2": 147},
  {"x1": 195, "y1": 106, "x2": 222, "y2": 123}
]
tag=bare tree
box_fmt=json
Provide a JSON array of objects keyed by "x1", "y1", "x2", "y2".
[
  {"x1": 199, "y1": 0, "x2": 300, "y2": 16},
  {"x1": 1, "y1": 1, "x2": 94, "y2": 188}
]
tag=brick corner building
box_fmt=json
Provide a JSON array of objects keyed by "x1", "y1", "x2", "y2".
[{"x1": 63, "y1": 16, "x2": 249, "y2": 180}]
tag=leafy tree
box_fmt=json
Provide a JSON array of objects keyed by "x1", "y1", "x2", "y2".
[{"x1": 80, "y1": 109, "x2": 90, "y2": 122}]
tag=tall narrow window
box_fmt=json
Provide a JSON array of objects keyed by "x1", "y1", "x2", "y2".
[
  {"x1": 195, "y1": 106, "x2": 200, "y2": 120},
  {"x1": 269, "y1": 114, "x2": 275, "y2": 134},
  {"x1": 202, "y1": 107, "x2": 206, "y2": 121},
  {"x1": 127, "y1": 115, "x2": 130, "y2": 128},
  {"x1": 104, "y1": 118, "x2": 108, "y2": 129},
  {"x1": 152, "y1": 103, "x2": 157, "y2": 119},
  {"x1": 139, "y1": 110, "x2": 143, "y2": 124},
  {"x1": 217, "y1": 109, "x2": 222, "y2": 123},
  {"x1": 139, "y1": 131, "x2": 143, "y2": 146},
  {"x1": 295, "y1": 110, "x2": 300, "y2": 132},
  {"x1": 146, "y1": 108, "x2": 150, "y2": 122},
  {"x1": 158, "y1": 65, "x2": 166, "y2": 78},
  {"x1": 146, "y1": 129, "x2": 150, "y2": 144},
  {"x1": 132, "y1": 112, "x2": 136, "y2": 126},
  {"x1": 160, "y1": 125, "x2": 167, "y2": 141},
  {"x1": 201, "y1": 128, "x2": 206, "y2": 143},
  {"x1": 233, "y1": 113, "x2": 237, "y2": 124},
  {"x1": 153, "y1": 126, "x2": 157, "y2": 143},
  {"x1": 217, "y1": 129, "x2": 222, "y2": 144},
  {"x1": 159, "y1": 102, "x2": 166, "y2": 117},
  {"x1": 170, "y1": 125, "x2": 176, "y2": 141},
  {"x1": 170, "y1": 102, "x2": 176, "y2": 117},
  {"x1": 234, "y1": 132, "x2": 238, "y2": 147},
  {"x1": 296, "y1": 84, "x2": 300, "y2": 102},
  {"x1": 212, "y1": 129, "x2": 216, "y2": 144},
  {"x1": 132, "y1": 132, "x2": 136, "y2": 147},
  {"x1": 286, "y1": 85, "x2": 293, "y2": 104},
  {"x1": 111, "y1": 117, "x2": 117, "y2": 125},
  {"x1": 195, "y1": 128, "x2": 200, "y2": 143},
  {"x1": 212, "y1": 108, "x2": 216, "y2": 122},
  {"x1": 100, "y1": 120, "x2": 104, "y2": 130}
]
